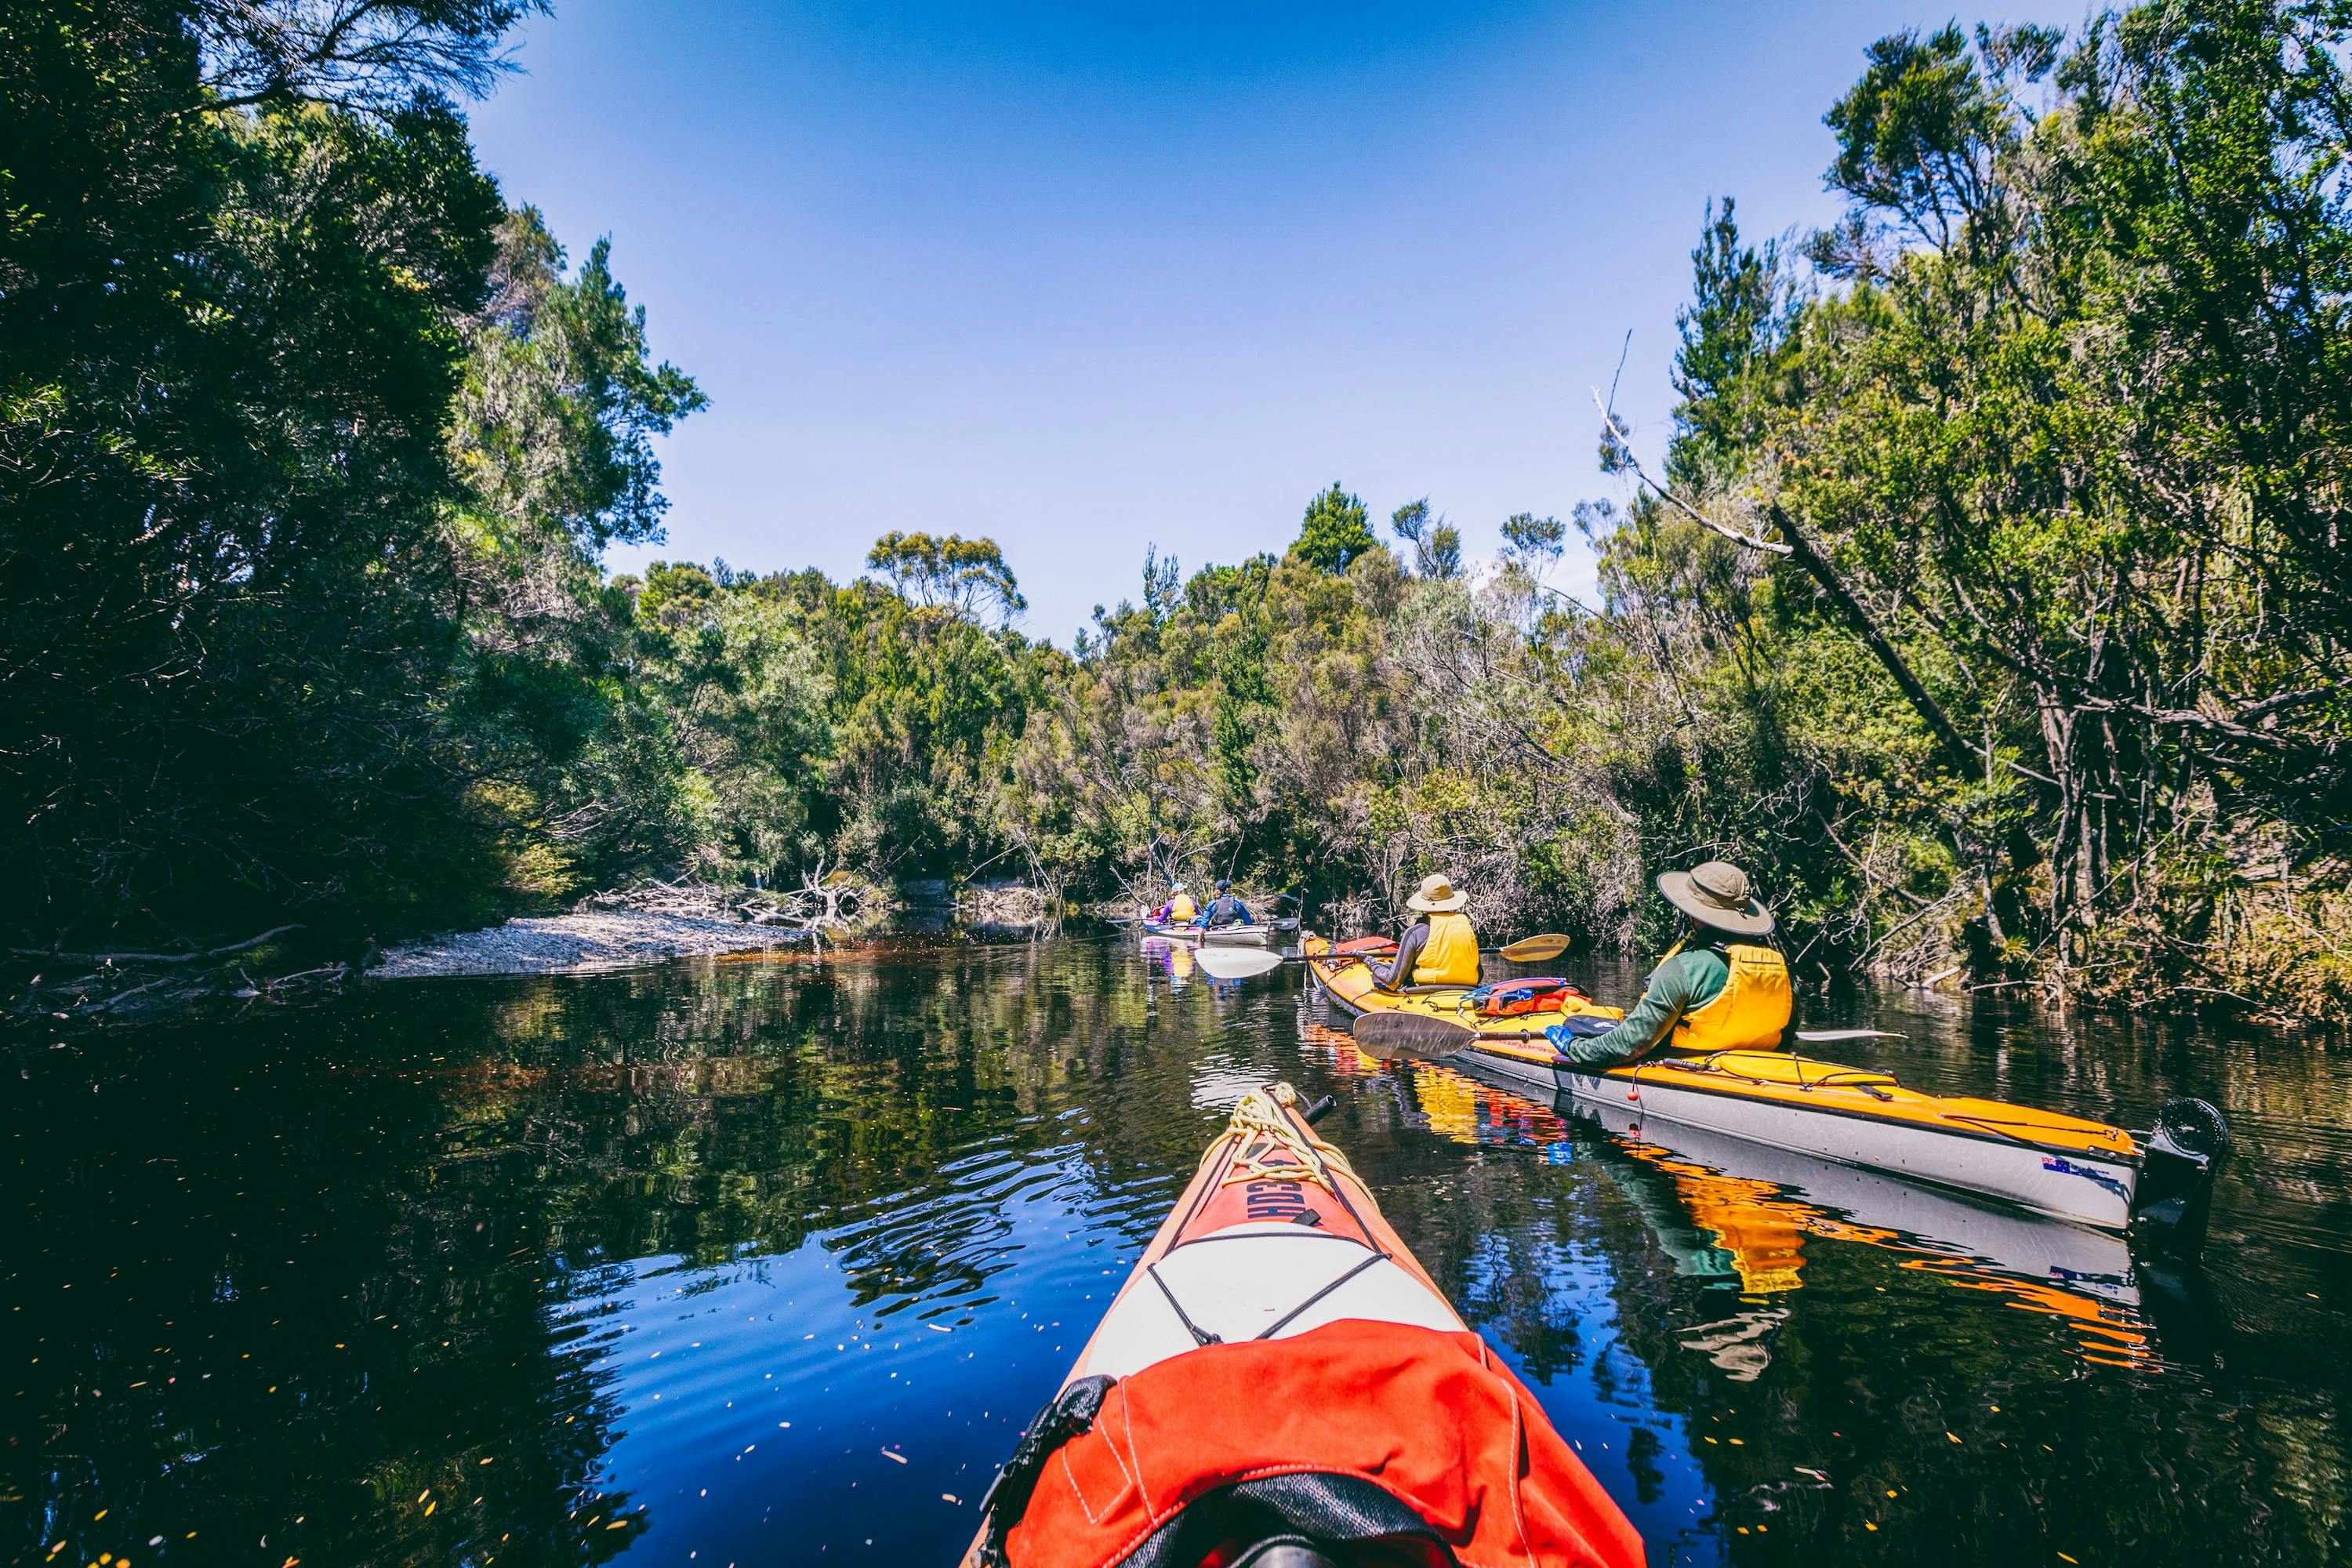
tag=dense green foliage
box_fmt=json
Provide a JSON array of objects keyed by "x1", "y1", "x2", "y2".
[{"x1": 5, "y1": 0, "x2": 2346, "y2": 1017}]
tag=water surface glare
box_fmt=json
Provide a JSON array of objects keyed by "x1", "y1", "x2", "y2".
[{"x1": 6, "y1": 935, "x2": 2349, "y2": 1565}]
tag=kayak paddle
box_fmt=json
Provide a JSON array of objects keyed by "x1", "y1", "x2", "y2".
[
  {"x1": 1224, "y1": 933, "x2": 1563, "y2": 971},
  {"x1": 1192, "y1": 946, "x2": 1287, "y2": 981},
  {"x1": 1348, "y1": 1012, "x2": 1903, "y2": 1063},
  {"x1": 1348, "y1": 1012, "x2": 1484, "y2": 1061}
]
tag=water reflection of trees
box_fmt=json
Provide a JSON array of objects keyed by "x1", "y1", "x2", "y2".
[
  {"x1": 15, "y1": 942, "x2": 2349, "y2": 1566},
  {"x1": 5, "y1": 1018, "x2": 640, "y2": 1568},
  {"x1": 9, "y1": 939, "x2": 1231, "y2": 1567}
]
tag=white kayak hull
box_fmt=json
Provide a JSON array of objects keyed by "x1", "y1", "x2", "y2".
[
  {"x1": 1144, "y1": 923, "x2": 1273, "y2": 946},
  {"x1": 1544, "y1": 1077, "x2": 2138, "y2": 1298},
  {"x1": 1457, "y1": 1040, "x2": 2139, "y2": 1232}
]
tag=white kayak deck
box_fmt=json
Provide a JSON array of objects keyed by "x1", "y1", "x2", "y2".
[{"x1": 1076, "y1": 1223, "x2": 1466, "y2": 1381}]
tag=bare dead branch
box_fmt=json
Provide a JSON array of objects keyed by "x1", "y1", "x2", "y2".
[
  {"x1": 1591, "y1": 388, "x2": 1792, "y2": 556},
  {"x1": 12, "y1": 924, "x2": 304, "y2": 967}
]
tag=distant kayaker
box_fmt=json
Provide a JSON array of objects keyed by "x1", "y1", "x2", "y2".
[
  {"x1": 1200, "y1": 879, "x2": 1254, "y2": 928},
  {"x1": 1369, "y1": 873, "x2": 1481, "y2": 989},
  {"x1": 1152, "y1": 882, "x2": 1198, "y2": 924},
  {"x1": 1550, "y1": 860, "x2": 1793, "y2": 1066}
]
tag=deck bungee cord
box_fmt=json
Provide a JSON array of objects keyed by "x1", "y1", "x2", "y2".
[{"x1": 1144, "y1": 1087, "x2": 1393, "y2": 1352}]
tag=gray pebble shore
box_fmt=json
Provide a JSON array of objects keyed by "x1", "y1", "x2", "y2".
[{"x1": 369, "y1": 910, "x2": 808, "y2": 978}]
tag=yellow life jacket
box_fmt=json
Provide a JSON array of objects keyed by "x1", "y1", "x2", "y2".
[
  {"x1": 1411, "y1": 910, "x2": 1481, "y2": 987},
  {"x1": 1671, "y1": 942, "x2": 1792, "y2": 1052},
  {"x1": 1167, "y1": 892, "x2": 1197, "y2": 923}
]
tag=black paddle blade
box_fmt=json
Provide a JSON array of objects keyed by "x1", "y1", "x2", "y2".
[{"x1": 1348, "y1": 1011, "x2": 1481, "y2": 1062}]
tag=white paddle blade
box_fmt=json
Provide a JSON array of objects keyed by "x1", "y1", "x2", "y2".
[
  {"x1": 1793, "y1": 1028, "x2": 1907, "y2": 1042},
  {"x1": 1192, "y1": 946, "x2": 1285, "y2": 981},
  {"x1": 1348, "y1": 1011, "x2": 1480, "y2": 1062}
]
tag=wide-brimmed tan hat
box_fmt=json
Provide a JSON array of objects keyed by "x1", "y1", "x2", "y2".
[
  {"x1": 1406, "y1": 873, "x2": 1470, "y2": 913},
  {"x1": 1657, "y1": 860, "x2": 1775, "y2": 936}
]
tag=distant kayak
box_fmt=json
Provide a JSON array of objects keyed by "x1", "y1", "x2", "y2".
[
  {"x1": 960, "y1": 1082, "x2": 1644, "y2": 1568},
  {"x1": 1139, "y1": 920, "x2": 1288, "y2": 946},
  {"x1": 1305, "y1": 934, "x2": 2227, "y2": 1247}
]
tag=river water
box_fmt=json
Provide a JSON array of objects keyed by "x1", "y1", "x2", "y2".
[{"x1": 6, "y1": 934, "x2": 2349, "y2": 1566}]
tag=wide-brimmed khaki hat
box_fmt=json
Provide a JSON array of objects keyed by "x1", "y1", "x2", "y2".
[
  {"x1": 1406, "y1": 873, "x2": 1470, "y2": 913},
  {"x1": 1657, "y1": 860, "x2": 1775, "y2": 936}
]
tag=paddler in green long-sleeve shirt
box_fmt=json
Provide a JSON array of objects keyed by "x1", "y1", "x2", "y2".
[{"x1": 1549, "y1": 861, "x2": 1796, "y2": 1068}]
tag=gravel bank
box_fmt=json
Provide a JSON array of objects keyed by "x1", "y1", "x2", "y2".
[{"x1": 370, "y1": 910, "x2": 809, "y2": 978}]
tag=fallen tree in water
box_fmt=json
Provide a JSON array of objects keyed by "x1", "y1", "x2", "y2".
[
  {"x1": 572, "y1": 860, "x2": 888, "y2": 931},
  {"x1": 10, "y1": 927, "x2": 353, "y2": 1025}
]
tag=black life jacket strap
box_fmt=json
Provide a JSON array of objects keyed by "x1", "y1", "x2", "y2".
[{"x1": 977, "y1": 1374, "x2": 1118, "y2": 1568}]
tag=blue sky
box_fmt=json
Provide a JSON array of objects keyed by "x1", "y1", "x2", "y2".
[{"x1": 466, "y1": 2, "x2": 2056, "y2": 645}]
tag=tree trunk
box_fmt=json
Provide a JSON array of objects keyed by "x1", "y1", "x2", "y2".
[{"x1": 1766, "y1": 504, "x2": 1979, "y2": 778}]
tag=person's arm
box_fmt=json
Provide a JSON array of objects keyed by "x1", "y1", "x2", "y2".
[
  {"x1": 1551, "y1": 952, "x2": 1711, "y2": 1067},
  {"x1": 1369, "y1": 924, "x2": 1428, "y2": 989}
]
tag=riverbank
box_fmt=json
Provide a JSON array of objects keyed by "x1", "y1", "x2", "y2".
[{"x1": 369, "y1": 910, "x2": 812, "y2": 978}]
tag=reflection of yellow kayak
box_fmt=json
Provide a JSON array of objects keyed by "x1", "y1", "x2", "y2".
[
  {"x1": 1303, "y1": 935, "x2": 2226, "y2": 1241},
  {"x1": 1397, "y1": 1053, "x2": 2155, "y2": 1374}
]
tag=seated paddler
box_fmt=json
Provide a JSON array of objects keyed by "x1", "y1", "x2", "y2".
[
  {"x1": 1549, "y1": 859, "x2": 1794, "y2": 1067},
  {"x1": 1152, "y1": 882, "x2": 1198, "y2": 925},
  {"x1": 1368, "y1": 873, "x2": 1481, "y2": 989},
  {"x1": 1200, "y1": 878, "x2": 1254, "y2": 928}
]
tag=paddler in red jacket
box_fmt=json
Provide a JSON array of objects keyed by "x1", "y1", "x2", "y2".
[{"x1": 1368, "y1": 873, "x2": 1482, "y2": 989}]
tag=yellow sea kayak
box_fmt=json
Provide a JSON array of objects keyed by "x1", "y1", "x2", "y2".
[{"x1": 1303, "y1": 935, "x2": 2227, "y2": 1244}]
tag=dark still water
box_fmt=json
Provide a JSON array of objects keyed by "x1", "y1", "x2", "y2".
[{"x1": 7, "y1": 935, "x2": 2350, "y2": 1567}]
